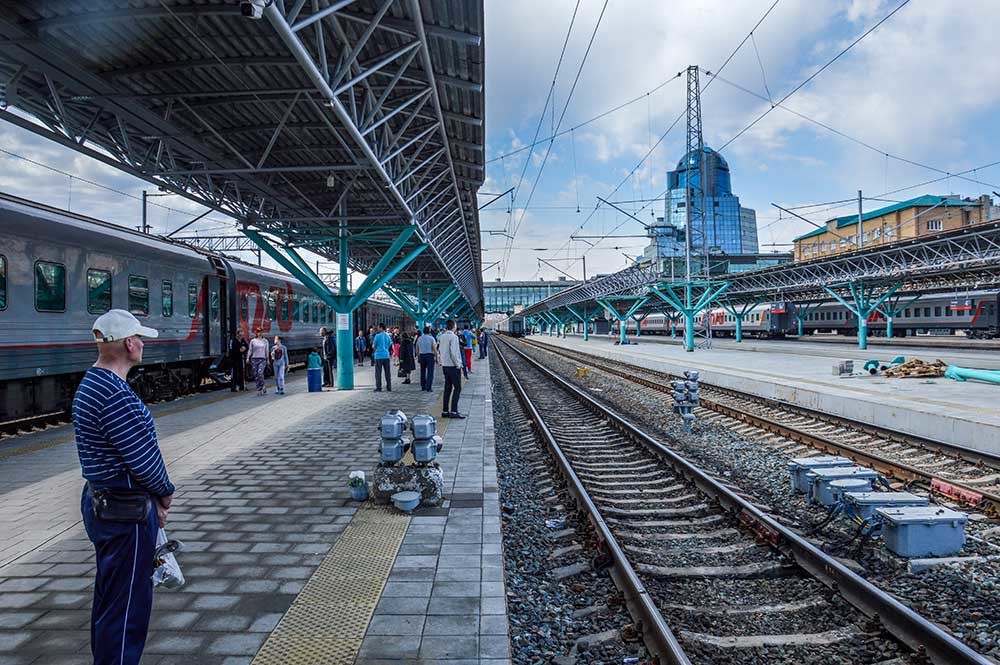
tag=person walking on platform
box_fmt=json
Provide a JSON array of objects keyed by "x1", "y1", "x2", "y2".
[
  {"x1": 479, "y1": 328, "x2": 489, "y2": 359},
  {"x1": 271, "y1": 335, "x2": 288, "y2": 395},
  {"x1": 354, "y1": 330, "x2": 366, "y2": 367},
  {"x1": 417, "y1": 326, "x2": 437, "y2": 392},
  {"x1": 372, "y1": 322, "x2": 393, "y2": 392},
  {"x1": 319, "y1": 327, "x2": 334, "y2": 387},
  {"x1": 399, "y1": 331, "x2": 416, "y2": 384},
  {"x1": 439, "y1": 319, "x2": 465, "y2": 419},
  {"x1": 229, "y1": 330, "x2": 248, "y2": 391},
  {"x1": 461, "y1": 324, "x2": 475, "y2": 374},
  {"x1": 74, "y1": 309, "x2": 175, "y2": 665},
  {"x1": 246, "y1": 327, "x2": 270, "y2": 395}
]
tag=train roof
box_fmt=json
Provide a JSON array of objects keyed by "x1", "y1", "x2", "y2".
[{"x1": 0, "y1": 190, "x2": 402, "y2": 311}]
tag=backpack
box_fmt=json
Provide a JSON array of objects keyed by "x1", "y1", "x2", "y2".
[{"x1": 273, "y1": 347, "x2": 283, "y2": 361}]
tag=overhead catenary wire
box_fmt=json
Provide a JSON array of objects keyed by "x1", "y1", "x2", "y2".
[
  {"x1": 717, "y1": 0, "x2": 912, "y2": 152},
  {"x1": 502, "y1": 0, "x2": 611, "y2": 278},
  {"x1": 705, "y1": 69, "x2": 1000, "y2": 192},
  {"x1": 552, "y1": 0, "x2": 785, "y2": 265},
  {"x1": 0, "y1": 146, "x2": 235, "y2": 228}
]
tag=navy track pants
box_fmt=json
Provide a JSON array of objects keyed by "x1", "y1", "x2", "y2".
[{"x1": 81, "y1": 486, "x2": 157, "y2": 665}]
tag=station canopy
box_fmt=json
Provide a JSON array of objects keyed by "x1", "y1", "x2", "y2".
[{"x1": 0, "y1": 0, "x2": 485, "y2": 314}]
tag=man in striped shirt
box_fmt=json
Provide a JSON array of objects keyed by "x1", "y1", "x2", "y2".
[{"x1": 74, "y1": 309, "x2": 174, "y2": 665}]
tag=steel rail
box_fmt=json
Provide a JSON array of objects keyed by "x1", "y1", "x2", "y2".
[
  {"x1": 492, "y1": 341, "x2": 692, "y2": 665},
  {"x1": 496, "y1": 337, "x2": 992, "y2": 665},
  {"x1": 522, "y1": 338, "x2": 1000, "y2": 517}
]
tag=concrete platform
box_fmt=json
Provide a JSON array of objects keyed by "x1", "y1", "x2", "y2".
[
  {"x1": 601, "y1": 332, "x2": 1000, "y2": 369},
  {"x1": 0, "y1": 359, "x2": 508, "y2": 665},
  {"x1": 530, "y1": 334, "x2": 1000, "y2": 456}
]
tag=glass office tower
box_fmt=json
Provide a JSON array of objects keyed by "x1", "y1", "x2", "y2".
[{"x1": 644, "y1": 146, "x2": 758, "y2": 262}]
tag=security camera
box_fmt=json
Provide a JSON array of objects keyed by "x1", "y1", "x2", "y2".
[{"x1": 241, "y1": 0, "x2": 269, "y2": 19}]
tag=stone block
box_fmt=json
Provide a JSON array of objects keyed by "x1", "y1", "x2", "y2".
[{"x1": 371, "y1": 464, "x2": 445, "y2": 507}]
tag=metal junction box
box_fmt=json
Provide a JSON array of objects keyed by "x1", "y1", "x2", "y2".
[
  {"x1": 412, "y1": 435, "x2": 444, "y2": 463},
  {"x1": 380, "y1": 410, "x2": 408, "y2": 439},
  {"x1": 806, "y1": 466, "x2": 879, "y2": 506},
  {"x1": 788, "y1": 456, "x2": 853, "y2": 494},
  {"x1": 876, "y1": 506, "x2": 968, "y2": 557},
  {"x1": 843, "y1": 491, "x2": 929, "y2": 522},
  {"x1": 380, "y1": 438, "x2": 407, "y2": 464},
  {"x1": 411, "y1": 414, "x2": 437, "y2": 440}
]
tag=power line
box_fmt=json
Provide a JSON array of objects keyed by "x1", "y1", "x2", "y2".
[
  {"x1": 508, "y1": 0, "x2": 581, "y2": 211},
  {"x1": 717, "y1": 0, "x2": 912, "y2": 152},
  {"x1": 553, "y1": 0, "x2": 786, "y2": 266},
  {"x1": 705, "y1": 69, "x2": 1000, "y2": 191},
  {"x1": 502, "y1": 0, "x2": 611, "y2": 278},
  {"x1": 0, "y1": 146, "x2": 234, "y2": 226}
]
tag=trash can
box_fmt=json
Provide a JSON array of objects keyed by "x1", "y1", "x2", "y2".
[{"x1": 307, "y1": 367, "x2": 323, "y2": 392}]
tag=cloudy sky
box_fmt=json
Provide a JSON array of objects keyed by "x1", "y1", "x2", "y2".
[{"x1": 3, "y1": 0, "x2": 999, "y2": 286}]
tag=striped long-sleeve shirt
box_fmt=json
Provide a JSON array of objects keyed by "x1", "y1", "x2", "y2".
[{"x1": 72, "y1": 367, "x2": 175, "y2": 497}]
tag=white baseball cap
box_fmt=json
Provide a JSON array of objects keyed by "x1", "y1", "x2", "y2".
[{"x1": 92, "y1": 309, "x2": 159, "y2": 343}]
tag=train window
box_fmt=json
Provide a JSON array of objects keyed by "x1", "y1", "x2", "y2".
[
  {"x1": 162, "y1": 280, "x2": 173, "y2": 317},
  {"x1": 0, "y1": 255, "x2": 6, "y2": 310},
  {"x1": 292, "y1": 295, "x2": 300, "y2": 321},
  {"x1": 282, "y1": 295, "x2": 290, "y2": 321},
  {"x1": 945, "y1": 307, "x2": 952, "y2": 317},
  {"x1": 313, "y1": 303, "x2": 319, "y2": 322},
  {"x1": 128, "y1": 276, "x2": 149, "y2": 316},
  {"x1": 210, "y1": 290, "x2": 220, "y2": 321},
  {"x1": 904, "y1": 309, "x2": 910, "y2": 318},
  {"x1": 924, "y1": 307, "x2": 931, "y2": 317},
  {"x1": 86, "y1": 269, "x2": 112, "y2": 314},
  {"x1": 934, "y1": 306, "x2": 942, "y2": 317},
  {"x1": 240, "y1": 294, "x2": 248, "y2": 321},
  {"x1": 35, "y1": 261, "x2": 66, "y2": 312},
  {"x1": 188, "y1": 284, "x2": 198, "y2": 317},
  {"x1": 268, "y1": 291, "x2": 277, "y2": 321},
  {"x1": 302, "y1": 299, "x2": 310, "y2": 323}
]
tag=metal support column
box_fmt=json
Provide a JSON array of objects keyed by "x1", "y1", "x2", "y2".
[
  {"x1": 823, "y1": 282, "x2": 902, "y2": 350},
  {"x1": 650, "y1": 282, "x2": 729, "y2": 352},
  {"x1": 565, "y1": 304, "x2": 596, "y2": 341},
  {"x1": 718, "y1": 298, "x2": 765, "y2": 343},
  {"x1": 794, "y1": 301, "x2": 822, "y2": 338},
  {"x1": 596, "y1": 296, "x2": 650, "y2": 345},
  {"x1": 876, "y1": 293, "x2": 923, "y2": 339}
]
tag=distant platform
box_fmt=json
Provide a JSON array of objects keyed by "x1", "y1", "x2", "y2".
[
  {"x1": 585, "y1": 333, "x2": 1000, "y2": 370},
  {"x1": 0, "y1": 362, "x2": 507, "y2": 664},
  {"x1": 530, "y1": 334, "x2": 1000, "y2": 456}
]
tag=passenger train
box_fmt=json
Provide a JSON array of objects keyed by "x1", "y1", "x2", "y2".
[
  {"x1": 615, "y1": 292, "x2": 999, "y2": 339},
  {"x1": 0, "y1": 193, "x2": 410, "y2": 426}
]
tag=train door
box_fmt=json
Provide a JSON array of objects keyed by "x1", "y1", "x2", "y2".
[{"x1": 206, "y1": 257, "x2": 229, "y2": 359}]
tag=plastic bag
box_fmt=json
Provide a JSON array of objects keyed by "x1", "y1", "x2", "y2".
[{"x1": 152, "y1": 528, "x2": 185, "y2": 589}]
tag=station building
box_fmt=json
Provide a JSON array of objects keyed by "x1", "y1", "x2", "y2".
[{"x1": 792, "y1": 194, "x2": 1000, "y2": 262}]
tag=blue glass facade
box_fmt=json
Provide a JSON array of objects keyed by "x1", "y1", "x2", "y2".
[{"x1": 642, "y1": 146, "x2": 757, "y2": 262}]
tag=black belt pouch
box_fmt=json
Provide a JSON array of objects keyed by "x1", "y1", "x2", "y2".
[{"x1": 90, "y1": 487, "x2": 151, "y2": 523}]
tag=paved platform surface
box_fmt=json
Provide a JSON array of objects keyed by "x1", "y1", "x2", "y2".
[
  {"x1": 532, "y1": 334, "x2": 1000, "y2": 455},
  {"x1": 0, "y1": 358, "x2": 508, "y2": 665},
  {"x1": 600, "y1": 332, "x2": 1000, "y2": 369}
]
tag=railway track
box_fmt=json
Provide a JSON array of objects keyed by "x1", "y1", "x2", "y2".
[
  {"x1": 520, "y1": 337, "x2": 1000, "y2": 517},
  {"x1": 492, "y1": 337, "x2": 990, "y2": 665}
]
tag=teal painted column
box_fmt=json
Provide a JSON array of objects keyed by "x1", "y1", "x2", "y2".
[
  {"x1": 734, "y1": 317, "x2": 743, "y2": 342},
  {"x1": 824, "y1": 282, "x2": 902, "y2": 351},
  {"x1": 650, "y1": 282, "x2": 730, "y2": 352},
  {"x1": 336, "y1": 230, "x2": 355, "y2": 389}
]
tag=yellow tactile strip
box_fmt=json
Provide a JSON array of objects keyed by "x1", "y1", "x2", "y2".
[{"x1": 252, "y1": 503, "x2": 411, "y2": 665}]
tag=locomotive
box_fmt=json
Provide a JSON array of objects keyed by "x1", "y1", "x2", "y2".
[{"x1": 0, "y1": 193, "x2": 409, "y2": 426}]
